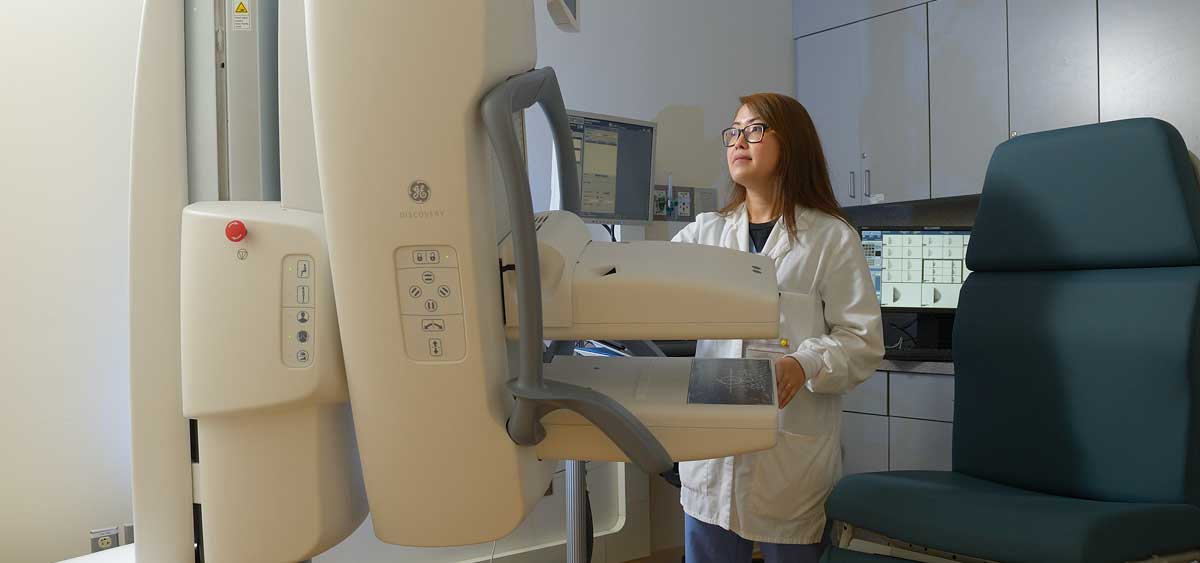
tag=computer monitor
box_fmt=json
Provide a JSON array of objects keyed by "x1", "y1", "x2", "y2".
[
  {"x1": 860, "y1": 227, "x2": 973, "y2": 311},
  {"x1": 561, "y1": 110, "x2": 655, "y2": 225}
]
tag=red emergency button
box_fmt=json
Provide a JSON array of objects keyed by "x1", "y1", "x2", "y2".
[{"x1": 225, "y1": 220, "x2": 247, "y2": 243}]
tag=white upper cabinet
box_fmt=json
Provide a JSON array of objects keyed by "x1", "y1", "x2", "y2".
[
  {"x1": 929, "y1": 0, "x2": 1008, "y2": 198},
  {"x1": 793, "y1": 0, "x2": 928, "y2": 38},
  {"x1": 1100, "y1": 0, "x2": 1200, "y2": 149},
  {"x1": 1008, "y1": 0, "x2": 1099, "y2": 136},
  {"x1": 858, "y1": 5, "x2": 930, "y2": 205},
  {"x1": 796, "y1": 23, "x2": 866, "y2": 208},
  {"x1": 796, "y1": 5, "x2": 929, "y2": 207}
]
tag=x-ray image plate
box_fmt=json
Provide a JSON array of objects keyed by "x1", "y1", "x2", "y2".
[{"x1": 687, "y1": 359, "x2": 775, "y2": 406}]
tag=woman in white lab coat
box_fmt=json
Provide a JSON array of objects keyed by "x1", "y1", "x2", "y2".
[{"x1": 672, "y1": 93, "x2": 884, "y2": 562}]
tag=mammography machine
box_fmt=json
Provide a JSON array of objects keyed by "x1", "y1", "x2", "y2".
[{"x1": 127, "y1": 2, "x2": 785, "y2": 561}]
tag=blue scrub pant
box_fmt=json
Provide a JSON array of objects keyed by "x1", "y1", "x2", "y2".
[{"x1": 684, "y1": 514, "x2": 827, "y2": 563}]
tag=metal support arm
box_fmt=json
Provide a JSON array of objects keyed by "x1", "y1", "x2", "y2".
[{"x1": 480, "y1": 67, "x2": 672, "y2": 476}]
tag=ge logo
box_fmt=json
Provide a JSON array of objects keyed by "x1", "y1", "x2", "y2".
[
  {"x1": 236, "y1": 249, "x2": 248, "y2": 261},
  {"x1": 409, "y1": 180, "x2": 431, "y2": 204}
]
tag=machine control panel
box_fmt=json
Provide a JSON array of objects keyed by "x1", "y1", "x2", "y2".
[
  {"x1": 395, "y1": 245, "x2": 465, "y2": 361},
  {"x1": 282, "y1": 254, "x2": 316, "y2": 367}
]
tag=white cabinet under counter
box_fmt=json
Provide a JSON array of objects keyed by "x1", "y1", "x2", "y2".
[
  {"x1": 888, "y1": 417, "x2": 953, "y2": 471},
  {"x1": 842, "y1": 412, "x2": 891, "y2": 475},
  {"x1": 889, "y1": 372, "x2": 954, "y2": 423},
  {"x1": 843, "y1": 371, "x2": 888, "y2": 416},
  {"x1": 838, "y1": 366, "x2": 957, "y2": 477}
]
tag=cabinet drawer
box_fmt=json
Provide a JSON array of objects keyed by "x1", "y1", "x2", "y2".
[
  {"x1": 841, "y1": 412, "x2": 890, "y2": 476},
  {"x1": 889, "y1": 417, "x2": 952, "y2": 471},
  {"x1": 843, "y1": 371, "x2": 887, "y2": 415},
  {"x1": 889, "y1": 372, "x2": 954, "y2": 422}
]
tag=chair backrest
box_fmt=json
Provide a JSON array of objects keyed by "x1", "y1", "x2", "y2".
[{"x1": 953, "y1": 118, "x2": 1200, "y2": 506}]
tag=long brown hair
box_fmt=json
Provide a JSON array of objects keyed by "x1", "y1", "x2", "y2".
[{"x1": 719, "y1": 92, "x2": 850, "y2": 239}]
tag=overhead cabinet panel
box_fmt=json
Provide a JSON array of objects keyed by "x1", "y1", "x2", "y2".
[
  {"x1": 929, "y1": 0, "x2": 1008, "y2": 198},
  {"x1": 1008, "y1": 0, "x2": 1099, "y2": 136},
  {"x1": 795, "y1": 25, "x2": 866, "y2": 208},
  {"x1": 858, "y1": 5, "x2": 931, "y2": 205},
  {"x1": 1100, "y1": 0, "x2": 1200, "y2": 149},
  {"x1": 793, "y1": 0, "x2": 928, "y2": 38}
]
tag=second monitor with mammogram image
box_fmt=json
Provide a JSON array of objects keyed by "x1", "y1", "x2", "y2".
[{"x1": 861, "y1": 227, "x2": 973, "y2": 311}]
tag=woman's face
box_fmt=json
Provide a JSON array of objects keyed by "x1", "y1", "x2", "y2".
[{"x1": 727, "y1": 104, "x2": 780, "y2": 191}]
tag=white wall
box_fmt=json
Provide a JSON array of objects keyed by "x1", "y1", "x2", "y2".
[
  {"x1": 527, "y1": 0, "x2": 795, "y2": 243},
  {"x1": 0, "y1": 1, "x2": 143, "y2": 562},
  {"x1": 526, "y1": 0, "x2": 795, "y2": 550}
]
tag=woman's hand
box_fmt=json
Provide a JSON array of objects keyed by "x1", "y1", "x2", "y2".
[{"x1": 775, "y1": 356, "x2": 807, "y2": 409}]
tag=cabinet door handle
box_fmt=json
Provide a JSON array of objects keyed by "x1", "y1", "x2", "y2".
[
  {"x1": 849, "y1": 171, "x2": 856, "y2": 199},
  {"x1": 865, "y1": 169, "x2": 872, "y2": 198}
]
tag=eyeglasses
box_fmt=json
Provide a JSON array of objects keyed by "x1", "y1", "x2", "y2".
[{"x1": 722, "y1": 123, "x2": 771, "y2": 147}]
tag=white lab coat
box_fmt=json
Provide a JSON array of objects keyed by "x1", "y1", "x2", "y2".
[{"x1": 672, "y1": 204, "x2": 884, "y2": 544}]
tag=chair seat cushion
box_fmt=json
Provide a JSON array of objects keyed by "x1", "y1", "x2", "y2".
[{"x1": 826, "y1": 471, "x2": 1200, "y2": 563}]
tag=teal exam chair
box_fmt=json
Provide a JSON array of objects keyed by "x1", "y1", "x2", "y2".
[{"x1": 822, "y1": 118, "x2": 1200, "y2": 563}]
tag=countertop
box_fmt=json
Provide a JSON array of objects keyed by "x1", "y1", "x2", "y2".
[
  {"x1": 60, "y1": 545, "x2": 133, "y2": 563},
  {"x1": 878, "y1": 359, "x2": 955, "y2": 376}
]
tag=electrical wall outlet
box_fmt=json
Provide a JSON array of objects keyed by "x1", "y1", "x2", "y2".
[
  {"x1": 677, "y1": 192, "x2": 692, "y2": 217},
  {"x1": 90, "y1": 527, "x2": 119, "y2": 553}
]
